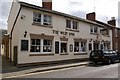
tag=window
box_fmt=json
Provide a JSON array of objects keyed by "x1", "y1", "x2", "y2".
[
  {"x1": 90, "y1": 25, "x2": 98, "y2": 34},
  {"x1": 66, "y1": 20, "x2": 71, "y2": 28},
  {"x1": 94, "y1": 27, "x2": 98, "y2": 33},
  {"x1": 30, "y1": 39, "x2": 41, "y2": 52},
  {"x1": 73, "y1": 21, "x2": 78, "y2": 29},
  {"x1": 74, "y1": 42, "x2": 79, "y2": 52},
  {"x1": 101, "y1": 30, "x2": 109, "y2": 36},
  {"x1": 43, "y1": 40, "x2": 52, "y2": 52},
  {"x1": 66, "y1": 20, "x2": 78, "y2": 30},
  {"x1": 43, "y1": 15, "x2": 52, "y2": 25},
  {"x1": 74, "y1": 42, "x2": 86, "y2": 52},
  {"x1": 33, "y1": 12, "x2": 52, "y2": 26},
  {"x1": 90, "y1": 26, "x2": 93, "y2": 33},
  {"x1": 33, "y1": 13, "x2": 41, "y2": 23},
  {"x1": 81, "y1": 42, "x2": 86, "y2": 52}
]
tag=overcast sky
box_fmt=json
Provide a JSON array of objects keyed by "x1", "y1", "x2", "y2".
[{"x1": 0, "y1": 0, "x2": 120, "y2": 29}]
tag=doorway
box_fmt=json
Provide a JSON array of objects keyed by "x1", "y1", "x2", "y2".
[
  {"x1": 61, "y1": 43, "x2": 67, "y2": 53},
  {"x1": 13, "y1": 46, "x2": 18, "y2": 66}
]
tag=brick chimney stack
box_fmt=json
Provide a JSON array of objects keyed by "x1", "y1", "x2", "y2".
[
  {"x1": 107, "y1": 17, "x2": 116, "y2": 26},
  {"x1": 42, "y1": 0, "x2": 52, "y2": 10},
  {"x1": 86, "y1": 12, "x2": 96, "y2": 21}
]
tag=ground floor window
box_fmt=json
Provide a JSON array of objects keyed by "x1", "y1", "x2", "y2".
[
  {"x1": 74, "y1": 42, "x2": 79, "y2": 52},
  {"x1": 104, "y1": 43, "x2": 110, "y2": 50},
  {"x1": 43, "y1": 40, "x2": 52, "y2": 52},
  {"x1": 81, "y1": 42, "x2": 86, "y2": 52},
  {"x1": 30, "y1": 39, "x2": 52, "y2": 53},
  {"x1": 30, "y1": 39, "x2": 41, "y2": 52},
  {"x1": 74, "y1": 42, "x2": 86, "y2": 52}
]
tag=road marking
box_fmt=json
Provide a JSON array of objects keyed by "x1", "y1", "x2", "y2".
[{"x1": 4, "y1": 65, "x2": 85, "y2": 78}]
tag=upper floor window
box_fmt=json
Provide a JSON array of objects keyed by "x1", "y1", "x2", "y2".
[
  {"x1": 33, "y1": 13, "x2": 41, "y2": 23},
  {"x1": 43, "y1": 15, "x2": 52, "y2": 25},
  {"x1": 33, "y1": 12, "x2": 52, "y2": 26},
  {"x1": 73, "y1": 21, "x2": 78, "y2": 29},
  {"x1": 100, "y1": 30, "x2": 109, "y2": 36},
  {"x1": 66, "y1": 20, "x2": 71, "y2": 28},
  {"x1": 66, "y1": 20, "x2": 78, "y2": 30},
  {"x1": 90, "y1": 25, "x2": 98, "y2": 34}
]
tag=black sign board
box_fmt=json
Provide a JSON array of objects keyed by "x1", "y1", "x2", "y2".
[
  {"x1": 21, "y1": 40, "x2": 29, "y2": 51},
  {"x1": 55, "y1": 41, "x2": 59, "y2": 54}
]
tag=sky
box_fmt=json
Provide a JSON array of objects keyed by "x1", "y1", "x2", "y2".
[{"x1": 0, "y1": 0, "x2": 120, "y2": 29}]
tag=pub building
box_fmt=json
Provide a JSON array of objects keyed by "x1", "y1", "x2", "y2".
[{"x1": 3, "y1": 0, "x2": 116, "y2": 66}]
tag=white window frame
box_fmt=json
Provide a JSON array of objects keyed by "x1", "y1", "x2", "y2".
[
  {"x1": 66, "y1": 20, "x2": 78, "y2": 30},
  {"x1": 33, "y1": 12, "x2": 52, "y2": 26},
  {"x1": 30, "y1": 39, "x2": 52, "y2": 54},
  {"x1": 74, "y1": 42, "x2": 86, "y2": 53},
  {"x1": 33, "y1": 12, "x2": 41, "y2": 24},
  {"x1": 43, "y1": 14, "x2": 52, "y2": 26},
  {"x1": 90, "y1": 25, "x2": 98, "y2": 34},
  {"x1": 43, "y1": 39, "x2": 52, "y2": 53}
]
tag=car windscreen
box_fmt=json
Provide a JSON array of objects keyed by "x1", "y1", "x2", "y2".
[{"x1": 91, "y1": 51, "x2": 103, "y2": 56}]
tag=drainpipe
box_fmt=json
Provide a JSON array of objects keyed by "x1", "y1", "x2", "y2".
[{"x1": 9, "y1": 5, "x2": 22, "y2": 62}]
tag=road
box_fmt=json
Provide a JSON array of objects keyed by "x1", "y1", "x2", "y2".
[{"x1": 10, "y1": 63, "x2": 119, "y2": 78}]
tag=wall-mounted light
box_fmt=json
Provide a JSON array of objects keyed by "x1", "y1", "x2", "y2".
[
  {"x1": 24, "y1": 31, "x2": 27, "y2": 38},
  {"x1": 21, "y1": 15, "x2": 25, "y2": 19},
  {"x1": 89, "y1": 38, "x2": 92, "y2": 42}
]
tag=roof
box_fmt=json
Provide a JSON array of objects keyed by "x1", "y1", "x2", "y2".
[{"x1": 18, "y1": 1, "x2": 115, "y2": 29}]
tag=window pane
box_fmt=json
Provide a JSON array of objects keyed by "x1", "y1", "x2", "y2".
[
  {"x1": 66, "y1": 20, "x2": 71, "y2": 28},
  {"x1": 74, "y1": 42, "x2": 79, "y2": 52},
  {"x1": 33, "y1": 13, "x2": 41, "y2": 23},
  {"x1": 94, "y1": 27, "x2": 98, "y2": 33},
  {"x1": 30, "y1": 46, "x2": 36, "y2": 52},
  {"x1": 81, "y1": 42, "x2": 86, "y2": 52},
  {"x1": 36, "y1": 39, "x2": 40, "y2": 45},
  {"x1": 36, "y1": 46, "x2": 40, "y2": 52},
  {"x1": 73, "y1": 21, "x2": 78, "y2": 29},
  {"x1": 43, "y1": 40, "x2": 52, "y2": 52},
  {"x1": 44, "y1": 15, "x2": 51, "y2": 25},
  {"x1": 31, "y1": 39, "x2": 35, "y2": 45}
]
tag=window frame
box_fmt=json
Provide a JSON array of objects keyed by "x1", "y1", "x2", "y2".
[
  {"x1": 33, "y1": 12, "x2": 41, "y2": 24},
  {"x1": 66, "y1": 19, "x2": 78, "y2": 30}
]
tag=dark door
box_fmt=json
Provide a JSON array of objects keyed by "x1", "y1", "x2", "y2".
[
  {"x1": 13, "y1": 46, "x2": 18, "y2": 66},
  {"x1": 61, "y1": 43, "x2": 67, "y2": 53}
]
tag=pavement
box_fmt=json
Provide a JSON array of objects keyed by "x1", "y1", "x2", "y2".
[{"x1": 1, "y1": 55, "x2": 88, "y2": 79}]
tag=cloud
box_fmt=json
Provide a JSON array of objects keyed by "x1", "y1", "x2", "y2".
[{"x1": 0, "y1": 0, "x2": 120, "y2": 29}]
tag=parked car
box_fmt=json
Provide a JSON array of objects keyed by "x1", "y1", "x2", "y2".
[{"x1": 89, "y1": 50, "x2": 120, "y2": 64}]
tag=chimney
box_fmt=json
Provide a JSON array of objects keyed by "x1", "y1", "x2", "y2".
[
  {"x1": 86, "y1": 12, "x2": 96, "y2": 21},
  {"x1": 107, "y1": 17, "x2": 116, "y2": 26},
  {"x1": 42, "y1": 0, "x2": 52, "y2": 10}
]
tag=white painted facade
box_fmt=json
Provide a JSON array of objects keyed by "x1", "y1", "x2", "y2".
[{"x1": 7, "y1": 1, "x2": 113, "y2": 65}]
